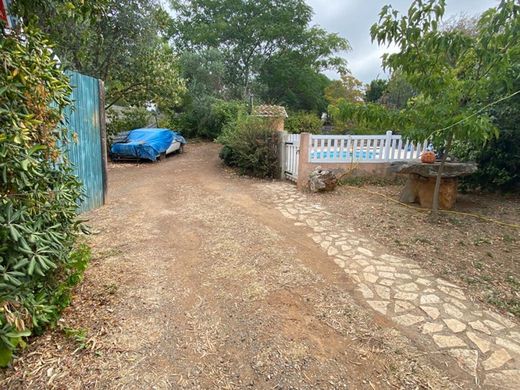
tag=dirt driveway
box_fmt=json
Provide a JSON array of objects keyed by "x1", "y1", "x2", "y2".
[{"x1": 2, "y1": 143, "x2": 518, "y2": 389}]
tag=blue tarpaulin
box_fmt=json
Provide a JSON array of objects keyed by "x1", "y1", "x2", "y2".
[{"x1": 110, "y1": 128, "x2": 186, "y2": 161}]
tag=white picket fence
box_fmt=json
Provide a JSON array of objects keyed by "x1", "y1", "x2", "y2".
[
  {"x1": 309, "y1": 131, "x2": 428, "y2": 163},
  {"x1": 284, "y1": 133, "x2": 300, "y2": 181}
]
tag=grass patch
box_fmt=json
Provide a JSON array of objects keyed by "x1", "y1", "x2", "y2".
[
  {"x1": 487, "y1": 294, "x2": 520, "y2": 317},
  {"x1": 62, "y1": 327, "x2": 88, "y2": 350}
]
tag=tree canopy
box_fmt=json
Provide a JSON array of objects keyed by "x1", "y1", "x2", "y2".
[
  {"x1": 170, "y1": 0, "x2": 349, "y2": 101},
  {"x1": 27, "y1": 0, "x2": 185, "y2": 110},
  {"x1": 365, "y1": 79, "x2": 388, "y2": 103},
  {"x1": 324, "y1": 72, "x2": 364, "y2": 105}
]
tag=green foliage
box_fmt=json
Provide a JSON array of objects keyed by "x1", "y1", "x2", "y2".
[
  {"x1": 380, "y1": 72, "x2": 416, "y2": 109},
  {"x1": 171, "y1": 0, "x2": 349, "y2": 100},
  {"x1": 218, "y1": 116, "x2": 280, "y2": 178},
  {"x1": 331, "y1": 0, "x2": 518, "y2": 155},
  {"x1": 324, "y1": 72, "x2": 364, "y2": 105},
  {"x1": 176, "y1": 98, "x2": 247, "y2": 139},
  {"x1": 106, "y1": 108, "x2": 151, "y2": 142},
  {"x1": 365, "y1": 79, "x2": 388, "y2": 103},
  {"x1": 257, "y1": 57, "x2": 331, "y2": 113},
  {"x1": 456, "y1": 83, "x2": 520, "y2": 192},
  {"x1": 286, "y1": 112, "x2": 322, "y2": 134},
  {"x1": 367, "y1": 0, "x2": 518, "y2": 145},
  {"x1": 179, "y1": 50, "x2": 227, "y2": 101},
  {"x1": 11, "y1": 0, "x2": 106, "y2": 24},
  {"x1": 32, "y1": 0, "x2": 185, "y2": 111},
  {"x1": 334, "y1": 0, "x2": 519, "y2": 212},
  {"x1": 0, "y1": 28, "x2": 87, "y2": 366},
  {"x1": 171, "y1": 0, "x2": 350, "y2": 133},
  {"x1": 62, "y1": 326, "x2": 88, "y2": 349}
]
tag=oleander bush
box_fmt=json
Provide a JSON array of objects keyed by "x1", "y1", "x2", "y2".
[{"x1": 0, "y1": 28, "x2": 87, "y2": 366}]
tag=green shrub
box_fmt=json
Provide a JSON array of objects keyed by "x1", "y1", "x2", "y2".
[
  {"x1": 175, "y1": 98, "x2": 247, "y2": 139},
  {"x1": 106, "y1": 107, "x2": 150, "y2": 143},
  {"x1": 0, "y1": 28, "x2": 87, "y2": 366},
  {"x1": 455, "y1": 87, "x2": 520, "y2": 192},
  {"x1": 285, "y1": 111, "x2": 322, "y2": 134},
  {"x1": 218, "y1": 115, "x2": 280, "y2": 178}
]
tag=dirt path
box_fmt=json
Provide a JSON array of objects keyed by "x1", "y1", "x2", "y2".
[{"x1": 2, "y1": 143, "x2": 517, "y2": 389}]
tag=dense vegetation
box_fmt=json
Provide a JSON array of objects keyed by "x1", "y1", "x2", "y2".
[
  {"x1": 218, "y1": 116, "x2": 281, "y2": 178},
  {"x1": 169, "y1": 0, "x2": 350, "y2": 138},
  {"x1": 0, "y1": 27, "x2": 89, "y2": 366}
]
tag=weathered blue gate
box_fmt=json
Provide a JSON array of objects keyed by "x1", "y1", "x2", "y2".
[{"x1": 63, "y1": 71, "x2": 107, "y2": 213}]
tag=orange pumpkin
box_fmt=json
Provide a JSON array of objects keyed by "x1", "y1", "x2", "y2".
[{"x1": 420, "y1": 151, "x2": 436, "y2": 163}]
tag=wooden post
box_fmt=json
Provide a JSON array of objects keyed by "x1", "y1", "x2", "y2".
[
  {"x1": 98, "y1": 79, "x2": 108, "y2": 205},
  {"x1": 297, "y1": 132, "x2": 310, "y2": 190}
]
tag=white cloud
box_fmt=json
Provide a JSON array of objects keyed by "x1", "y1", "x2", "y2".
[{"x1": 307, "y1": 0, "x2": 498, "y2": 82}]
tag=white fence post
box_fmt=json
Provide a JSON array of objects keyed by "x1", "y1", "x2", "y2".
[{"x1": 384, "y1": 130, "x2": 392, "y2": 161}]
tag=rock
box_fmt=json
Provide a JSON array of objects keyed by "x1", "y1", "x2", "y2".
[
  {"x1": 399, "y1": 174, "x2": 458, "y2": 209},
  {"x1": 393, "y1": 162, "x2": 477, "y2": 210},
  {"x1": 482, "y1": 349, "x2": 512, "y2": 371},
  {"x1": 308, "y1": 166, "x2": 338, "y2": 192},
  {"x1": 447, "y1": 349, "x2": 478, "y2": 377},
  {"x1": 391, "y1": 161, "x2": 477, "y2": 178},
  {"x1": 432, "y1": 334, "x2": 467, "y2": 348}
]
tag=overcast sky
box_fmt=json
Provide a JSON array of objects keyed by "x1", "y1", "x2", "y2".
[{"x1": 306, "y1": 0, "x2": 497, "y2": 83}]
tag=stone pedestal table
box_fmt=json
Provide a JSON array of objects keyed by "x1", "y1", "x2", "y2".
[{"x1": 390, "y1": 162, "x2": 477, "y2": 209}]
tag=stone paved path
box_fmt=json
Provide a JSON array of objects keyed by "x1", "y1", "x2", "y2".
[{"x1": 261, "y1": 181, "x2": 520, "y2": 389}]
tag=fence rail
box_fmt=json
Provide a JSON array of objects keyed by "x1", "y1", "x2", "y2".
[{"x1": 309, "y1": 131, "x2": 428, "y2": 163}]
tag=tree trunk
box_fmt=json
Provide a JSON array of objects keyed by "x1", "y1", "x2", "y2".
[{"x1": 431, "y1": 133, "x2": 453, "y2": 218}]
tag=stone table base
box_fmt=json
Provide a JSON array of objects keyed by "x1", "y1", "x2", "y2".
[{"x1": 400, "y1": 174, "x2": 458, "y2": 209}]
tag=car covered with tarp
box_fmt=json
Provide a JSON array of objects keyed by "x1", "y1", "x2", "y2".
[{"x1": 110, "y1": 128, "x2": 186, "y2": 161}]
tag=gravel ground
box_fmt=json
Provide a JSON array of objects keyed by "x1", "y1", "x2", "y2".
[{"x1": 1, "y1": 143, "x2": 473, "y2": 389}]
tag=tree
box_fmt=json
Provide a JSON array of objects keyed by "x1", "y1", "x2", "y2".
[
  {"x1": 170, "y1": 0, "x2": 349, "y2": 99},
  {"x1": 258, "y1": 53, "x2": 332, "y2": 113},
  {"x1": 10, "y1": 0, "x2": 105, "y2": 24},
  {"x1": 365, "y1": 79, "x2": 388, "y2": 103},
  {"x1": 380, "y1": 72, "x2": 415, "y2": 109},
  {"x1": 334, "y1": 0, "x2": 519, "y2": 215},
  {"x1": 32, "y1": 0, "x2": 185, "y2": 110},
  {"x1": 324, "y1": 72, "x2": 364, "y2": 105}
]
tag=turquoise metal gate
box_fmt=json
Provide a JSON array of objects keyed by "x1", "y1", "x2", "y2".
[{"x1": 64, "y1": 71, "x2": 107, "y2": 213}]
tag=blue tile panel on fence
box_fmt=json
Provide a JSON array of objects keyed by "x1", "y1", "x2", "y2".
[{"x1": 63, "y1": 71, "x2": 105, "y2": 213}]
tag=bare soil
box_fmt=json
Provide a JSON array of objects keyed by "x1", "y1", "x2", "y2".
[
  {"x1": 315, "y1": 179, "x2": 520, "y2": 320},
  {"x1": 1, "y1": 143, "x2": 478, "y2": 389}
]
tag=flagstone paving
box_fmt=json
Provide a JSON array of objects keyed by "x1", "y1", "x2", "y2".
[{"x1": 262, "y1": 182, "x2": 520, "y2": 388}]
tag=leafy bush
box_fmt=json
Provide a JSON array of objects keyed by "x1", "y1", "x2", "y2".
[
  {"x1": 0, "y1": 28, "x2": 87, "y2": 366},
  {"x1": 175, "y1": 98, "x2": 247, "y2": 139},
  {"x1": 285, "y1": 112, "x2": 322, "y2": 134},
  {"x1": 218, "y1": 115, "x2": 280, "y2": 178},
  {"x1": 455, "y1": 84, "x2": 520, "y2": 192},
  {"x1": 106, "y1": 107, "x2": 151, "y2": 143}
]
